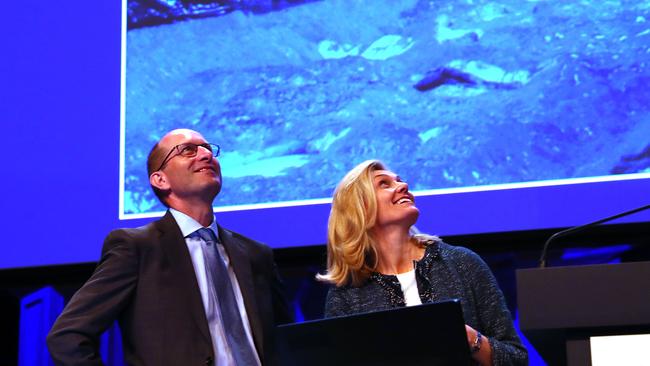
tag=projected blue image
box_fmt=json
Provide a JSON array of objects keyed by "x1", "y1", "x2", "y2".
[{"x1": 123, "y1": 0, "x2": 650, "y2": 216}]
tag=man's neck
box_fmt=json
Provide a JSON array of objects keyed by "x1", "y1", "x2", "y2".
[{"x1": 168, "y1": 199, "x2": 214, "y2": 227}]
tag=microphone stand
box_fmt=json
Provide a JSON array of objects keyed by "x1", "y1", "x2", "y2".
[{"x1": 538, "y1": 203, "x2": 650, "y2": 268}]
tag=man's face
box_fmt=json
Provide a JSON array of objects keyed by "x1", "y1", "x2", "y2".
[
  {"x1": 372, "y1": 170, "x2": 419, "y2": 229},
  {"x1": 155, "y1": 129, "x2": 222, "y2": 203}
]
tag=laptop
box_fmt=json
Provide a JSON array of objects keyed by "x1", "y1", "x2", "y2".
[{"x1": 276, "y1": 299, "x2": 471, "y2": 366}]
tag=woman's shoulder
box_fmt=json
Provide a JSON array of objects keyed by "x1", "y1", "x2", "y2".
[
  {"x1": 436, "y1": 240, "x2": 483, "y2": 262},
  {"x1": 432, "y1": 241, "x2": 495, "y2": 279}
]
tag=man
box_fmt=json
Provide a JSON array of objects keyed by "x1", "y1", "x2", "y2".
[{"x1": 47, "y1": 129, "x2": 293, "y2": 365}]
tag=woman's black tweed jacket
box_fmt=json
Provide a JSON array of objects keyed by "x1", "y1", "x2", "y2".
[{"x1": 324, "y1": 240, "x2": 528, "y2": 366}]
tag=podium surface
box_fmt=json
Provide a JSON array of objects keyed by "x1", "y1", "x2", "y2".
[{"x1": 517, "y1": 261, "x2": 650, "y2": 365}]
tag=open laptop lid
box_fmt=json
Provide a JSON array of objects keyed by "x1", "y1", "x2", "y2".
[{"x1": 277, "y1": 299, "x2": 471, "y2": 366}]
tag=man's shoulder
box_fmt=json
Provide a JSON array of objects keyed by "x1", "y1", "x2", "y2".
[
  {"x1": 219, "y1": 226, "x2": 270, "y2": 250},
  {"x1": 104, "y1": 215, "x2": 173, "y2": 245}
]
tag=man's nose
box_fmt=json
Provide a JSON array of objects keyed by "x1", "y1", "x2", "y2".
[{"x1": 197, "y1": 145, "x2": 213, "y2": 160}]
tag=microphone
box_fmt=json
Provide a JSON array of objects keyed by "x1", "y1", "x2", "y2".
[{"x1": 538, "y1": 203, "x2": 650, "y2": 268}]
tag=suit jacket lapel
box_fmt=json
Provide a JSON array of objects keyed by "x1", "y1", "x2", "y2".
[
  {"x1": 217, "y1": 225, "x2": 265, "y2": 357},
  {"x1": 156, "y1": 211, "x2": 212, "y2": 343}
]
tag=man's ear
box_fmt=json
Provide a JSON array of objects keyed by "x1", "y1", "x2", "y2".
[{"x1": 150, "y1": 171, "x2": 170, "y2": 191}]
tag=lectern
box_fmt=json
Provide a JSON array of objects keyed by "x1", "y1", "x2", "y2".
[{"x1": 517, "y1": 261, "x2": 650, "y2": 365}]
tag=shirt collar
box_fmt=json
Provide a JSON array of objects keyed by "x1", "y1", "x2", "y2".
[{"x1": 169, "y1": 208, "x2": 220, "y2": 240}]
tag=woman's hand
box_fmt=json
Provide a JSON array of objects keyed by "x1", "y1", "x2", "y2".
[{"x1": 465, "y1": 324, "x2": 493, "y2": 366}]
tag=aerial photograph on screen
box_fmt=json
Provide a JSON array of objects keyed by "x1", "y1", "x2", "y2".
[{"x1": 122, "y1": 0, "x2": 650, "y2": 216}]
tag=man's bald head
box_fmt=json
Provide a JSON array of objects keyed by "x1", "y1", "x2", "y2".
[{"x1": 146, "y1": 129, "x2": 219, "y2": 206}]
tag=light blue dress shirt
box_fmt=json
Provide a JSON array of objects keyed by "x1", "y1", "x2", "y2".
[{"x1": 170, "y1": 208, "x2": 261, "y2": 366}]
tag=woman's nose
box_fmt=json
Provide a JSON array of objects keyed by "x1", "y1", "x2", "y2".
[{"x1": 396, "y1": 181, "x2": 408, "y2": 192}]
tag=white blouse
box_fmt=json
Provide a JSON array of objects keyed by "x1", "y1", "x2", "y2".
[{"x1": 396, "y1": 269, "x2": 422, "y2": 306}]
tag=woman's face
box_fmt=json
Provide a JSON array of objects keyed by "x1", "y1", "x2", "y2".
[{"x1": 371, "y1": 170, "x2": 419, "y2": 229}]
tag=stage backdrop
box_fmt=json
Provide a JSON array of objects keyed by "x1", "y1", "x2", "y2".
[{"x1": 1, "y1": 0, "x2": 649, "y2": 269}]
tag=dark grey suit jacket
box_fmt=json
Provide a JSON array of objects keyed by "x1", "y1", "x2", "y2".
[{"x1": 47, "y1": 211, "x2": 293, "y2": 365}]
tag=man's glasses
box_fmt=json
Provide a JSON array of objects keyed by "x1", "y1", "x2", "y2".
[{"x1": 157, "y1": 143, "x2": 220, "y2": 171}]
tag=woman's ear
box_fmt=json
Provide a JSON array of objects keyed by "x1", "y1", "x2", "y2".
[{"x1": 150, "y1": 171, "x2": 170, "y2": 191}]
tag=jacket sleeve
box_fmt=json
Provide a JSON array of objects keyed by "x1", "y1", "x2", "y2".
[
  {"x1": 460, "y1": 249, "x2": 528, "y2": 366},
  {"x1": 46, "y1": 230, "x2": 139, "y2": 366},
  {"x1": 269, "y1": 257, "x2": 294, "y2": 325}
]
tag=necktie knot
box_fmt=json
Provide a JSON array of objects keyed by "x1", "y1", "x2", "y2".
[{"x1": 195, "y1": 228, "x2": 218, "y2": 244}]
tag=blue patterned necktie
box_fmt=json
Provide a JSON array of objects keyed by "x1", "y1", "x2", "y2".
[{"x1": 195, "y1": 228, "x2": 258, "y2": 366}]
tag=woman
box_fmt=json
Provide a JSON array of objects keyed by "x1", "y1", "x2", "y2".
[{"x1": 318, "y1": 160, "x2": 528, "y2": 366}]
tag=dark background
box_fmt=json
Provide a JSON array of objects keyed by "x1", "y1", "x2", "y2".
[{"x1": 1, "y1": 0, "x2": 649, "y2": 364}]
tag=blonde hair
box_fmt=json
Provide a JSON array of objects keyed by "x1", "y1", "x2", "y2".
[{"x1": 317, "y1": 160, "x2": 433, "y2": 287}]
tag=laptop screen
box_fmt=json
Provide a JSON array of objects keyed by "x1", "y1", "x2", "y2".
[{"x1": 276, "y1": 299, "x2": 471, "y2": 366}]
